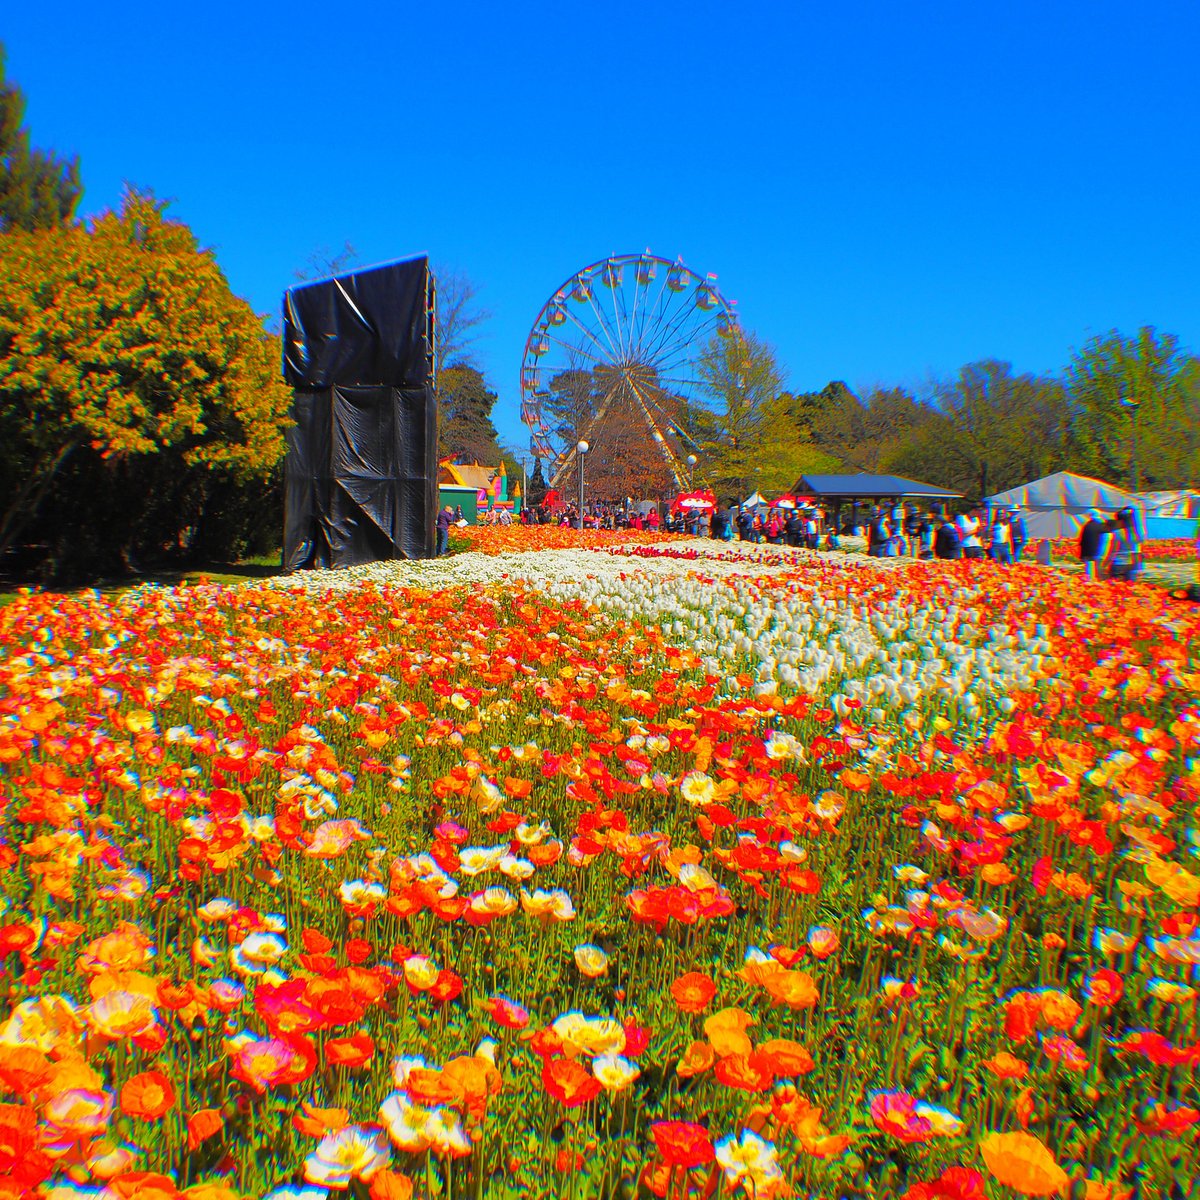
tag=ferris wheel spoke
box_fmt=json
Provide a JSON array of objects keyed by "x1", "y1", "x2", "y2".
[
  {"x1": 560, "y1": 302, "x2": 621, "y2": 366},
  {"x1": 640, "y1": 265, "x2": 675, "y2": 358},
  {"x1": 606, "y1": 275, "x2": 627, "y2": 361},
  {"x1": 636, "y1": 260, "x2": 690, "y2": 360},
  {"x1": 641, "y1": 299, "x2": 709, "y2": 372},
  {"x1": 654, "y1": 338, "x2": 719, "y2": 382},
  {"x1": 641, "y1": 285, "x2": 712, "y2": 364},
  {"x1": 643, "y1": 374, "x2": 703, "y2": 395},
  {"x1": 651, "y1": 307, "x2": 724, "y2": 369},
  {"x1": 579, "y1": 282, "x2": 625, "y2": 362},
  {"x1": 627, "y1": 377, "x2": 688, "y2": 484},
  {"x1": 635, "y1": 278, "x2": 685, "y2": 362},
  {"x1": 627, "y1": 263, "x2": 648, "y2": 354},
  {"x1": 537, "y1": 331, "x2": 607, "y2": 366}
]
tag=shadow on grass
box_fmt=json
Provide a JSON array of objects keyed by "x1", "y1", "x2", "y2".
[{"x1": 0, "y1": 555, "x2": 284, "y2": 606}]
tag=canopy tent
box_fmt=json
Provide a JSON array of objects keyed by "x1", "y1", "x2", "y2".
[
  {"x1": 984, "y1": 472, "x2": 1144, "y2": 540},
  {"x1": 793, "y1": 473, "x2": 961, "y2": 501},
  {"x1": 1139, "y1": 490, "x2": 1198, "y2": 517},
  {"x1": 1137, "y1": 490, "x2": 1200, "y2": 539},
  {"x1": 743, "y1": 491, "x2": 768, "y2": 508}
]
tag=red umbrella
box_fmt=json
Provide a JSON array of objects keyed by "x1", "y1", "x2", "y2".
[{"x1": 672, "y1": 489, "x2": 717, "y2": 512}]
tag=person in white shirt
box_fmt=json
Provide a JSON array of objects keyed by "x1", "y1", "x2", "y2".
[{"x1": 956, "y1": 509, "x2": 984, "y2": 560}]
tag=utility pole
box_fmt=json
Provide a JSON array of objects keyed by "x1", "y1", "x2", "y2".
[{"x1": 1121, "y1": 396, "x2": 1142, "y2": 491}]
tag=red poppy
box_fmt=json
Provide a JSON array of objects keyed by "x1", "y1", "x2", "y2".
[
  {"x1": 622, "y1": 1019, "x2": 651, "y2": 1057},
  {"x1": 345, "y1": 938, "x2": 374, "y2": 964},
  {"x1": 650, "y1": 1120, "x2": 715, "y2": 1169},
  {"x1": 542, "y1": 1058, "x2": 602, "y2": 1108},
  {"x1": 431, "y1": 969, "x2": 463, "y2": 1004}
]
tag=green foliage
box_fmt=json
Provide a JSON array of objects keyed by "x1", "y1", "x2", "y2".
[
  {"x1": 0, "y1": 46, "x2": 81, "y2": 232},
  {"x1": 1066, "y1": 327, "x2": 1200, "y2": 489},
  {"x1": 695, "y1": 331, "x2": 787, "y2": 496},
  {"x1": 439, "y1": 364, "x2": 505, "y2": 465},
  {"x1": 0, "y1": 189, "x2": 291, "y2": 578},
  {"x1": 691, "y1": 335, "x2": 842, "y2": 500},
  {"x1": 793, "y1": 335, "x2": 1198, "y2": 502}
]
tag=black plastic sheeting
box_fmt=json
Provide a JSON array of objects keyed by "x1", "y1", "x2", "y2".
[
  {"x1": 282, "y1": 258, "x2": 437, "y2": 570},
  {"x1": 284, "y1": 259, "x2": 432, "y2": 390}
]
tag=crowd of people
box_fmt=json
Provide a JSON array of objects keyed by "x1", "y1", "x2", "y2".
[
  {"x1": 864, "y1": 504, "x2": 1029, "y2": 564},
  {"x1": 452, "y1": 495, "x2": 1158, "y2": 586}
]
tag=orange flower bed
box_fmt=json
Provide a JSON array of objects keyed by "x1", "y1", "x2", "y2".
[
  {"x1": 0, "y1": 547, "x2": 1195, "y2": 1198},
  {"x1": 450, "y1": 523, "x2": 683, "y2": 554}
]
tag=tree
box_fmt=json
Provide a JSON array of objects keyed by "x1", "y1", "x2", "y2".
[
  {"x1": 694, "y1": 330, "x2": 788, "y2": 498},
  {"x1": 527, "y1": 457, "x2": 548, "y2": 505},
  {"x1": 438, "y1": 364, "x2": 504, "y2": 464},
  {"x1": 0, "y1": 189, "x2": 291, "y2": 570},
  {"x1": 1067, "y1": 327, "x2": 1200, "y2": 489},
  {"x1": 924, "y1": 361, "x2": 1071, "y2": 499},
  {"x1": 543, "y1": 366, "x2": 597, "y2": 449},
  {"x1": 0, "y1": 46, "x2": 81, "y2": 232},
  {"x1": 294, "y1": 240, "x2": 358, "y2": 283},
  {"x1": 433, "y1": 266, "x2": 492, "y2": 370}
]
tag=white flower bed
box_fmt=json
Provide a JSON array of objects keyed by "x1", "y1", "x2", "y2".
[{"x1": 272, "y1": 540, "x2": 1055, "y2": 726}]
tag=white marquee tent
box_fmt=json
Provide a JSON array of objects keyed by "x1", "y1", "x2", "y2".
[
  {"x1": 985, "y1": 471, "x2": 1144, "y2": 540},
  {"x1": 1138, "y1": 490, "x2": 1200, "y2": 538}
]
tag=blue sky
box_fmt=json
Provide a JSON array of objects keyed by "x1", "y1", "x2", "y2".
[{"x1": 5, "y1": 2, "x2": 1199, "y2": 457}]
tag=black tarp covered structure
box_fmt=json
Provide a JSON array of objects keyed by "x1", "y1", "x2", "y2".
[{"x1": 282, "y1": 257, "x2": 437, "y2": 570}]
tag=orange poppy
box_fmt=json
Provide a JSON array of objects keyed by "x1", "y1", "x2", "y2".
[
  {"x1": 405, "y1": 1067, "x2": 465, "y2": 1108},
  {"x1": 120, "y1": 1071, "x2": 176, "y2": 1120},
  {"x1": 713, "y1": 1052, "x2": 774, "y2": 1092},
  {"x1": 0, "y1": 1046, "x2": 50, "y2": 1095},
  {"x1": 670, "y1": 971, "x2": 716, "y2": 1013},
  {"x1": 676, "y1": 1040, "x2": 715, "y2": 1078},
  {"x1": 292, "y1": 1102, "x2": 350, "y2": 1137},
  {"x1": 703, "y1": 1008, "x2": 755, "y2": 1058},
  {"x1": 368, "y1": 1170, "x2": 415, "y2": 1200},
  {"x1": 980, "y1": 1052, "x2": 1028, "y2": 1080},
  {"x1": 761, "y1": 969, "x2": 820, "y2": 1009},
  {"x1": 107, "y1": 1173, "x2": 181, "y2": 1200},
  {"x1": 978, "y1": 1130, "x2": 1068, "y2": 1195},
  {"x1": 757, "y1": 1038, "x2": 816, "y2": 1077},
  {"x1": 187, "y1": 1108, "x2": 224, "y2": 1151},
  {"x1": 325, "y1": 1033, "x2": 375, "y2": 1069}
]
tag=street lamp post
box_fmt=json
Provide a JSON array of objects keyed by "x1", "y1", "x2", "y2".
[
  {"x1": 686, "y1": 454, "x2": 697, "y2": 491},
  {"x1": 576, "y1": 440, "x2": 589, "y2": 530},
  {"x1": 1121, "y1": 396, "x2": 1142, "y2": 492}
]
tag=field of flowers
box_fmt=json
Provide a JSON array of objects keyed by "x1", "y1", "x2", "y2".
[{"x1": 0, "y1": 533, "x2": 1198, "y2": 1200}]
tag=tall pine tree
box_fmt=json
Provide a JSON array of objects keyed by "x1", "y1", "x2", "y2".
[
  {"x1": 438, "y1": 365, "x2": 504, "y2": 464},
  {"x1": 0, "y1": 46, "x2": 81, "y2": 232}
]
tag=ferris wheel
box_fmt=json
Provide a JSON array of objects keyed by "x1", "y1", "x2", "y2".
[{"x1": 520, "y1": 253, "x2": 740, "y2": 493}]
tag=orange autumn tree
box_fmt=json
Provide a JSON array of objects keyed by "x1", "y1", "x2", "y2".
[{"x1": 0, "y1": 188, "x2": 291, "y2": 570}]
